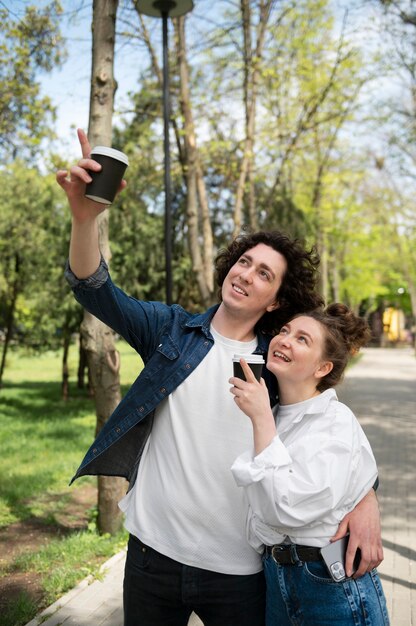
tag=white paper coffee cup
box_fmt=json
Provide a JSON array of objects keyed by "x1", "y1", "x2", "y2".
[
  {"x1": 232, "y1": 354, "x2": 265, "y2": 381},
  {"x1": 85, "y1": 146, "x2": 129, "y2": 205}
]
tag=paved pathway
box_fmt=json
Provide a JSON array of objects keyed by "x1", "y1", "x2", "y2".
[
  {"x1": 25, "y1": 347, "x2": 416, "y2": 626},
  {"x1": 337, "y1": 346, "x2": 416, "y2": 626}
]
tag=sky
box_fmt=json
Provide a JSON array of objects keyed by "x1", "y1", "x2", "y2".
[
  {"x1": 41, "y1": 3, "x2": 94, "y2": 154},
  {"x1": 9, "y1": 0, "x2": 226, "y2": 158},
  {"x1": 4, "y1": 0, "x2": 387, "y2": 159},
  {"x1": 4, "y1": 0, "x2": 177, "y2": 156},
  {"x1": 39, "y1": 2, "x2": 143, "y2": 157}
]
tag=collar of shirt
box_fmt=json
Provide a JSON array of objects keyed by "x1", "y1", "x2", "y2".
[
  {"x1": 183, "y1": 305, "x2": 272, "y2": 355},
  {"x1": 276, "y1": 388, "x2": 337, "y2": 434}
]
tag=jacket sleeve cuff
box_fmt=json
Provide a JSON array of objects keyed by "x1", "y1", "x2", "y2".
[{"x1": 64, "y1": 255, "x2": 109, "y2": 290}]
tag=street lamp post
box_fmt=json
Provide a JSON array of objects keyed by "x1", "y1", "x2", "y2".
[{"x1": 136, "y1": 0, "x2": 194, "y2": 305}]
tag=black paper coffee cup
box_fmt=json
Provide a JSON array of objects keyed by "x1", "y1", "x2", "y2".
[
  {"x1": 85, "y1": 146, "x2": 129, "y2": 205},
  {"x1": 233, "y1": 354, "x2": 265, "y2": 382}
]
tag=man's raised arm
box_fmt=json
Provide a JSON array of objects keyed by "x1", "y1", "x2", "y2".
[{"x1": 56, "y1": 129, "x2": 126, "y2": 279}]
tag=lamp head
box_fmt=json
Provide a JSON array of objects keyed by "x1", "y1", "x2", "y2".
[{"x1": 136, "y1": 0, "x2": 194, "y2": 17}]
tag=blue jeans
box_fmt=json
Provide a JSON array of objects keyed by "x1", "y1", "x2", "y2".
[
  {"x1": 124, "y1": 535, "x2": 266, "y2": 626},
  {"x1": 263, "y1": 553, "x2": 390, "y2": 625}
]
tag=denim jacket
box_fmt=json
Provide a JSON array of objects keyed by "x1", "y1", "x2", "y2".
[{"x1": 65, "y1": 257, "x2": 278, "y2": 487}]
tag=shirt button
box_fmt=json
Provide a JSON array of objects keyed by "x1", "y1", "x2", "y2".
[
  {"x1": 185, "y1": 363, "x2": 191, "y2": 369},
  {"x1": 92, "y1": 448, "x2": 98, "y2": 455},
  {"x1": 160, "y1": 387, "x2": 166, "y2": 394},
  {"x1": 139, "y1": 406, "x2": 144, "y2": 412},
  {"x1": 115, "y1": 427, "x2": 121, "y2": 433}
]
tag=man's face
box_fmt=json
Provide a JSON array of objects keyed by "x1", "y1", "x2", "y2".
[{"x1": 221, "y1": 243, "x2": 287, "y2": 323}]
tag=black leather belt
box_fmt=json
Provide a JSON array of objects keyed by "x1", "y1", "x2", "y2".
[{"x1": 265, "y1": 544, "x2": 322, "y2": 565}]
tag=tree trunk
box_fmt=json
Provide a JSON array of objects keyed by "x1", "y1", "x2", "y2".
[
  {"x1": 248, "y1": 158, "x2": 257, "y2": 230},
  {"x1": 233, "y1": 0, "x2": 272, "y2": 237},
  {"x1": 81, "y1": 312, "x2": 123, "y2": 535},
  {"x1": 318, "y1": 234, "x2": 329, "y2": 303},
  {"x1": 408, "y1": 284, "x2": 416, "y2": 328},
  {"x1": 331, "y1": 253, "x2": 341, "y2": 302},
  {"x1": 83, "y1": 0, "x2": 126, "y2": 535},
  {"x1": 0, "y1": 254, "x2": 19, "y2": 390},
  {"x1": 311, "y1": 149, "x2": 327, "y2": 301},
  {"x1": 175, "y1": 17, "x2": 214, "y2": 305},
  {"x1": 136, "y1": 11, "x2": 215, "y2": 305},
  {"x1": 77, "y1": 340, "x2": 86, "y2": 389},
  {"x1": 242, "y1": 2, "x2": 257, "y2": 230},
  {"x1": 62, "y1": 322, "x2": 70, "y2": 401}
]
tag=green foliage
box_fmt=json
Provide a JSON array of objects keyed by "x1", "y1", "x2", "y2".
[
  {"x1": 111, "y1": 0, "x2": 414, "y2": 316},
  {"x1": 111, "y1": 86, "x2": 201, "y2": 306},
  {"x1": 0, "y1": 0, "x2": 413, "y2": 346},
  {"x1": 0, "y1": 340, "x2": 141, "y2": 526},
  {"x1": 0, "y1": 341, "x2": 139, "y2": 624},
  {"x1": 0, "y1": 1, "x2": 65, "y2": 161},
  {"x1": 111, "y1": 104, "x2": 167, "y2": 301},
  {"x1": 0, "y1": 162, "x2": 76, "y2": 356}
]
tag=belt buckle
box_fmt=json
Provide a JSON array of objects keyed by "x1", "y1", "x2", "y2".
[
  {"x1": 271, "y1": 544, "x2": 299, "y2": 565},
  {"x1": 289, "y1": 544, "x2": 299, "y2": 564},
  {"x1": 271, "y1": 544, "x2": 290, "y2": 565}
]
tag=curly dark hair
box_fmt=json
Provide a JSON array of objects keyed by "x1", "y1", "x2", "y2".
[
  {"x1": 214, "y1": 230, "x2": 324, "y2": 333},
  {"x1": 293, "y1": 303, "x2": 371, "y2": 391}
]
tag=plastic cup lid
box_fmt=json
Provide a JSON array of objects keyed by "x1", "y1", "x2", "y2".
[
  {"x1": 90, "y1": 146, "x2": 129, "y2": 166},
  {"x1": 233, "y1": 354, "x2": 265, "y2": 362}
]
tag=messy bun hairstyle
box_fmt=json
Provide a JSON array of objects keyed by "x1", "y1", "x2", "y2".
[{"x1": 300, "y1": 303, "x2": 371, "y2": 392}]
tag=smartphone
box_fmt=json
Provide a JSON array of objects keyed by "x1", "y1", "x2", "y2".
[{"x1": 320, "y1": 535, "x2": 360, "y2": 582}]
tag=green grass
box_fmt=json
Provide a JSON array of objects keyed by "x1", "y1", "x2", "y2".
[
  {"x1": 0, "y1": 339, "x2": 142, "y2": 625},
  {"x1": 2, "y1": 593, "x2": 37, "y2": 626},
  {"x1": 14, "y1": 530, "x2": 127, "y2": 602}
]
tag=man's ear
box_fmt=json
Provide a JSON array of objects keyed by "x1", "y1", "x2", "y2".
[
  {"x1": 266, "y1": 300, "x2": 280, "y2": 313},
  {"x1": 315, "y1": 361, "x2": 333, "y2": 379}
]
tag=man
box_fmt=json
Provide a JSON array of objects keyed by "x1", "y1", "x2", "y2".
[{"x1": 57, "y1": 129, "x2": 383, "y2": 626}]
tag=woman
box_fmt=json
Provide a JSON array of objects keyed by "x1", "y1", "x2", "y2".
[{"x1": 229, "y1": 303, "x2": 389, "y2": 625}]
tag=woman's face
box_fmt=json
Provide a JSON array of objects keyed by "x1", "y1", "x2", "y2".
[{"x1": 267, "y1": 316, "x2": 331, "y2": 385}]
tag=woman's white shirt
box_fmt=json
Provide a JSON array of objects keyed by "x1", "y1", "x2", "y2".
[{"x1": 231, "y1": 388, "x2": 378, "y2": 551}]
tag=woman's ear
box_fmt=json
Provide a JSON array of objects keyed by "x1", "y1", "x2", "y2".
[{"x1": 315, "y1": 361, "x2": 333, "y2": 379}]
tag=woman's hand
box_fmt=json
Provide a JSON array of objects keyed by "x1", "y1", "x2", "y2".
[{"x1": 229, "y1": 358, "x2": 276, "y2": 454}]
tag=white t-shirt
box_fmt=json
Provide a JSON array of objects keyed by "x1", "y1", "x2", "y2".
[
  {"x1": 119, "y1": 326, "x2": 264, "y2": 575},
  {"x1": 231, "y1": 388, "x2": 378, "y2": 551}
]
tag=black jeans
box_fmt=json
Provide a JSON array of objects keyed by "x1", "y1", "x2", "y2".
[{"x1": 123, "y1": 535, "x2": 266, "y2": 626}]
